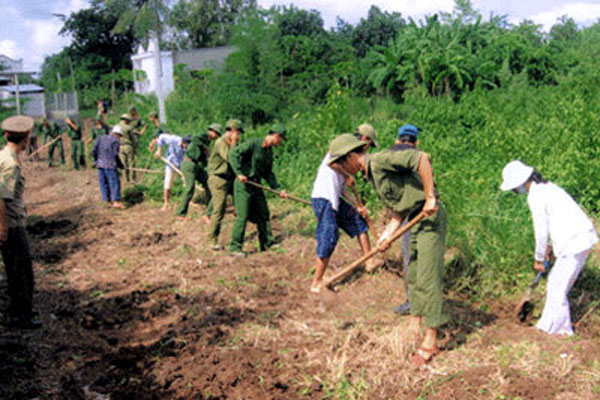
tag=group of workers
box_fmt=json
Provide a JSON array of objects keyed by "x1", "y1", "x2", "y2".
[{"x1": 1, "y1": 111, "x2": 598, "y2": 367}]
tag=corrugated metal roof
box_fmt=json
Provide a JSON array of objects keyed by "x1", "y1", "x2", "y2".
[{"x1": 0, "y1": 84, "x2": 45, "y2": 93}]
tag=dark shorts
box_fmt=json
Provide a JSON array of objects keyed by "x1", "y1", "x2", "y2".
[{"x1": 312, "y1": 197, "x2": 368, "y2": 259}]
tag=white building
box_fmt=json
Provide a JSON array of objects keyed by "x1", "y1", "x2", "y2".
[
  {"x1": 0, "y1": 84, "x2": 46, "y2": 117},
  {"x1": 0, "y1": 55, "x2": 24, "y2": 73},
  {"x1": 131, "y1": 42, "x2": 235, "y2": 97}
]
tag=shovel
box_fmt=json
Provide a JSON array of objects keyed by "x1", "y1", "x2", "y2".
[{"x1": 515, "y1": 260, "x2": 550, "y2": 323}]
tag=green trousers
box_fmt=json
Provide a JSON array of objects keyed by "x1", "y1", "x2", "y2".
[
  {"x1": 207, "y1": 175, "x2": 232, "y2": 244},
  {"x1": 48, "y1": 139, "x2": 65, "y2": 166},
  {"x1": 176, "y1": 160, "x2": 212, "y2": 217},
  {"x1": 119, "y1": 145, "x2": 135, "y2": 182},
  {"x1": 229, "y1": 181, "x2": 273, "y2": 252},
  {"x1": 71, "y1": 139, "x2": 85, "y2": 170},
  {"x1": 406, "y1": 204, "x2": 448, "y2": 329}
]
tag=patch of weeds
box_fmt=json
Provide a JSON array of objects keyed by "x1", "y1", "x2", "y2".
[
  {"x1": 176, "y1": 244, "x2": 193, "y2": 257},
  {"x1": 215, "y1": 278, "x2": 227, "y2": 286},
  {"x1": 90, "y1": 290, "x2": 105, "y2": 299},
  {"x1": 321, "y1": 371, "x2": 369, "y2": 400}
]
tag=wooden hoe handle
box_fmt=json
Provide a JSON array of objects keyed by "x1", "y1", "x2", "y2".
[
  {"x1": 324, "y1": 211, "x2": 426, "y2": 289},
  {"x1": 245, "y1": 180, "x2": 311, "y2": 206}
]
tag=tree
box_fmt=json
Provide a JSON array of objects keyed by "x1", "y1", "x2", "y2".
[
  {"x1": 351, "y1": 5, "x2": 405, "y2": 57},
  {"x1": 169, "y1": 0, "x2": 257, "y2": 48}
]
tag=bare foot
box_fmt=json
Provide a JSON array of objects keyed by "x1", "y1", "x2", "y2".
[
  {"x1": 112, "y1": 202, "x2": 126, "y2": 209},
  {"x1": 160, "y1": 204, "x2": 168, "y2": 211},
  {"x1": 200, "y1": 216, "x2": 211, "y2": 225},
  {"x1": 310, "y1": 281, "x2": 322, "y2": 293}
]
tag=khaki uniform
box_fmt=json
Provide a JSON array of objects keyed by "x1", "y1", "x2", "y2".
[
  {"x1": 229, "y1": 138, "x2": 278, "y2": 252},
  {"x1": 176, "y1": 133, "x2": 212, "y2": 217},
  {"x1": 207, "y1": 137, "x2": 235, "y2": 244},
  {"x1": 367, "y1": 144, "x2": 448, "y2": 328},
  {"x1": 119, "y1": 121, "x2": 135, "y2": 182},
  {"x1": 0, "y1": 146, "x2": 34, "y2": 320}
]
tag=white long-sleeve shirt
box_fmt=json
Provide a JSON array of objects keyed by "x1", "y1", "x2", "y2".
[
  {"x1": 527, "y1": 182, "x2": 598, "y2": 261},
  {"x1": 311, "y1": 153, "x2": 346, "y2": 211}
]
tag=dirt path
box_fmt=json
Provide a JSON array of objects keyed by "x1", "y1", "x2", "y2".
[{"x1": 1, "y1": 162, "x2": 599, "y2": 399}]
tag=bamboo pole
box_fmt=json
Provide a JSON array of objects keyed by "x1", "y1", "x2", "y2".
[
  {"x1": 23, "y1": 136, "x2": 60, "y2": 160},
  {"x1": 323, "y1": 212, "x2": 426, "y2": 289},
  {"x1": 244, "y1": 180, "x2": 311, "y2": 206}
]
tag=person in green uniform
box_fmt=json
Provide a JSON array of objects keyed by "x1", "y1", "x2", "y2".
[
  {"x1": 328, "y1": 132, "x2": 447, "y2": 365},
  {"x1": 0, "y1": 115, "x2": 41, "y2": 328},
  {"x1": 128, "y1": 106, "x2": 147, "y2": 139},
  {"x1": 206, "y1": 119, "x2": 242, "y2": 250},
  {"x1": 118, "y1": 113, "x2": 135, "y2": 183},
  {"x1": 149, "y1": 111, "x2": 168, "y2": 136},
  {"x1": 41, "y1": 118, "x2": 64, "y2": 167},
  {"x1": 228, "y1": 123, "x2": 288, "y2": 256},
  {"x1": 176, "y1": 123, "x2": 221, "y2": 220},
  {"x1": 66, "y1": 117, "x2": 85, "y2": 170}
]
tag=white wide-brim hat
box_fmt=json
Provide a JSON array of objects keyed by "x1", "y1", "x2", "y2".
[
  {"x1": 111, "y1": 125, "x2": 124, "y2": 135},
  {"x1": 500, "y1": 160, "x2": 534, "y2": 191}
]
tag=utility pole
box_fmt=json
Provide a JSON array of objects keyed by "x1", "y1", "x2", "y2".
[
  {"x1": 152, "y1": 34, "x2": 166, "y2": 123},
  {"x1": 14, "y1": 73, "x2": 21, "y2": 115}
]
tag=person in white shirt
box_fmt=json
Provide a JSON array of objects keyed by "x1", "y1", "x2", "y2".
[
  {"x1": 501, "y1": 160, "x2": 598, "y2": 336},
  {"x1": 149, "y1": 133, "x2": 191, "y2": 211},
  {"x1": 309, "y1": 134, "x2": 380, "y2": 293}
]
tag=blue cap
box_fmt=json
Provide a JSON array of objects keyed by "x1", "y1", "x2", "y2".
[{"x1": 397, "y1": 124, "x2": 419, "y2": 139}]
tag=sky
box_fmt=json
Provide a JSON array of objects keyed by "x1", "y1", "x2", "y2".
[{"x1": 1, "y1": 0, "x2": 599, "y2": 72}]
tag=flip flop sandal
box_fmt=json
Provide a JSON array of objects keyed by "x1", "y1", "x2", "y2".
[{"x1": 411, "y1": 346, "x2": 440, "y2": 366}]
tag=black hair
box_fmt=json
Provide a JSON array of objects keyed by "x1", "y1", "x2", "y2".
[
  {"x1": 337, "y1": 145, "x2": 366, "y2": 163},
  {"x1": 5, "y1": 133, "x2": 28, "y2": 144},
  {"x1": 397, "y1": 134, "x2": 417, "y2": 144},
  {"x1": 529, "y1": 170, "x2": 547, "y2": 184}
]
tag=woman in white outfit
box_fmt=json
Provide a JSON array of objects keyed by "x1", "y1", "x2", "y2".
[{"x1": 501, "y1": 160, "x2": 598, "y2": 336}]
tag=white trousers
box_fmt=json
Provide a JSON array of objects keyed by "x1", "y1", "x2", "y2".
[
  {"x1": 536, "y1": 249, "x2": 591, "y2": 336},
  {"x1": 164, "y1": 166, "x2": 174, "y2": 190}
]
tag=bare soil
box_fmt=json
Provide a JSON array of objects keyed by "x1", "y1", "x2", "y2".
[{"x1": 1, "y1": 161, "x2": 599, "y2": 399}]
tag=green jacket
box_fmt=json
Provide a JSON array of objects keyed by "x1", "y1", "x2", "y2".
[
  {"x1": 41, "y1": 122, "x2": 61, "y2": 140},
  {"x1": 367, "y1": 145, "x2": 436, "y2": 216},
  {"x1": 229, "y1": 137, "x2": 280, "y2": 189},
  {"x1": 207, "y1": 136, "x2": 233, "y2": 177},
  {"x1": 186, "y1": 133, "x2": 211, "y2": 166},
  {"x1": 66, "y1": 123, "x2": 82, "y2": 140}
]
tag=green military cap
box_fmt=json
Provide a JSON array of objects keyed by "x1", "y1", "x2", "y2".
[
  {"x1": 149, "y1": 111, "x2": 158, "y2": 118},
  {"x1": 40, "y1": 117, "x2": 48, "y2": 123},
  {"x1": 268, "y1": 123, "x2": 286, "y2": 138},
  {"x1": 2, "y1": 115, "x2": 34, "y2": 136},
  {"x1": 120, "y1": 113, "x2": 132, "y2": 121},
  {"x1": 207, "y1": 123, "x2": 223, "y2": 135},
  {"x1": 356, "y1": 123, "x2": 378, "y2": 147},
  {"x1": 225, "y1": 119, "x2": 243, "y2": 132},
  {"x1": 327, "y1": 133, "x2": 366, "y2": 164},
  {"x1": 128, "y1": 106, "x2": 137, "y2": 113}
]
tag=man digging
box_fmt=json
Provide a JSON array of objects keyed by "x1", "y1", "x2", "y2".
[
  {"x1": 228, "y1": 123, "x2": 288, "y2": 257},
  {"x1": 328, "y1": 133, "x2": 448, "y2": 365},
  {"x1": 176, "y1": 123, "x2": 221, "y2": 221}
]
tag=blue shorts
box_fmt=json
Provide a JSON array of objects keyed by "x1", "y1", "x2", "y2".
[{"x1": 312, "y1": 197, "x2": 369, "y2": 259}]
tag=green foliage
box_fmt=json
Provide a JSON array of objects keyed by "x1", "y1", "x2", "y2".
[{"x1": 168, "y1": 0, "x2": 257, "y2": 48}]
